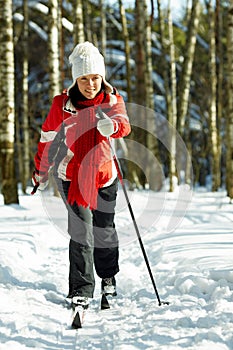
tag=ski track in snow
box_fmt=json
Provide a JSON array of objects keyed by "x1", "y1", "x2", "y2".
[{"x1": 0, "y1": 186, "x2": 233, "y2": 350}]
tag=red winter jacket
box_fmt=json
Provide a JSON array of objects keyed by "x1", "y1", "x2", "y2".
[{"x1": 34, "y1": 89, "x2": 131, "y2": 190}]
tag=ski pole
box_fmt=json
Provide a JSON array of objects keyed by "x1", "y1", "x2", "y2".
[
  {"x1": 97, "y1": 107, "x2": 169, "y2": 306},
  {"x1": 31, "y1": 183, "x2": 39, "y2": 195},
  {"x1": 31, "y1": 171, "x2": 40, "y2": 195}
]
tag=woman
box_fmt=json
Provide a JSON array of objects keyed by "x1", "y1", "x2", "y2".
[{"x1": 32, "y1": 42, "x2": 131, "y2": 310}]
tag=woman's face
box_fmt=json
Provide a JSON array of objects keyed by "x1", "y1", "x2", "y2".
[{"x1": 77, "y1": 74, "x2": 103, "y2": 99}]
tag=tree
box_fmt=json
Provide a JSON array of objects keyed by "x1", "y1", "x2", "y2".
[
  {"x1": 177, "y1": 0, "x2": 201, "y2": 136},
  {"x1": 82, "y1": 1, "x2": 93, "y2": 42},
  {"x1": 118, "y1": 0, "x2": 132, "y2": 102},
  {"x1": 47, "y1": 0, "x2": 62, "y2": 196},
  {"x1": 145, "y1": 0, "x2": 163, "y2": 190},
  {"x1": 167, "y1": 0, "x2": 178, "y2": 191},
  {"x1": 226, "y1": 0, "x2": 233, "y2": 199},
  {"x1": 22, "y1": 0, "x2": 30, "y2": 193},
  {"x1": 128, "y1": 0, "x2": 147, "y2": 188},
  {"x1": 48, "y1": 0, "x2": 61, "y2": 102},
  {"x1": 206, "y1": 0, "x2": 221, "y2": 191},
  {"x1": 176, "y1": 0, "x2": 201, "y2": 187},
  {"x1": 156, "y1": 0, "x2": 173, "y2": 185},
  {"x1": 0, "y1": 0, "x2": 19, "y2": 204},
  {"x1": 73, "y1": 0, "x2": 84, "y2": 45},
  {"x1": 215, "y1": 0, "x2": 224, "y2": 187},
  {"x1": 99, "y1": 0, "x2": 107, "y2": 57},
  {"x1": 5, "y1": 0, "x2": 233, "y2": 194}
]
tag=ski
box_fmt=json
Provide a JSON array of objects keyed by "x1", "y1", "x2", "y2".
[
  {"x1": 68, "y1": 296, "x2": 89, "y2": 329},
  {"x1": 71, "y1": 305, "x2": 86, "y2": 329},
  {"x1": 66, "y1": 293, "x2": 117, "y2": 328},
  {"x1": 101, "y1": 293, "x2": 110, "y2": 310},
  {"x1": 100, "y1": 277, "x2": 117, "y2": 310}
]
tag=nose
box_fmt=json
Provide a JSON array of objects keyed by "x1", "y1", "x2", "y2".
[{"x1": 87, "y1": 79, "x2": 94, "y2": 86}]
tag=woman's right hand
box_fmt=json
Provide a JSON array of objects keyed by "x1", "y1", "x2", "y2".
[{"x1": 31, "y1": 171, "x2": 49, "y2": 194}]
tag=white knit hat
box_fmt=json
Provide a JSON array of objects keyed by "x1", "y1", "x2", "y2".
[{"x1": 67, "y1": 41, "x2": 113, "y2": 95}]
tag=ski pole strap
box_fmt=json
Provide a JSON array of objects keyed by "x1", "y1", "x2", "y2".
[{"x1": 97, "y1": 106, "x2": 105, "y2": 119}]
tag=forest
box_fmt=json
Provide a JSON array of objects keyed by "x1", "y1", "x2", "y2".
[{"x1": 0, "y1": 0, "x2": 233, "y2": 205}]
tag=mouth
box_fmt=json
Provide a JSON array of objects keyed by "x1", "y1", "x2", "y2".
[
  {"x1": 85, "y1": 89, "x2": 95, "y2": 93},
  {"x1": 83, "y1": 88, "x2": 98, "y2": 99}
]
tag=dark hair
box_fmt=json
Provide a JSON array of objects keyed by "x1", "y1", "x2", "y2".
[{"x1": 69, "y1": 83, "x2": 85, "y2": 107}]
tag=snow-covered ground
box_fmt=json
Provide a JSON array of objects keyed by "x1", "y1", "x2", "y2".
[{"x1": 0, "y1": 184, "x2": 233, "y2": 349}]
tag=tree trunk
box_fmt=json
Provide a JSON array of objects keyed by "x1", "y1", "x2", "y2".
[
  {"x1": 128, "y1": 0, "x2": 147, "y2": 188},
  {"x1": 177, "y1": 0, "x2": 201, "y2": 136},
  {"x1": 48, "y1": 0, "x2": 62, "y2": 197},
  {"x1": 216, "y1": 0, "x2": 224, "y2": 187},
  {"x1": 209, "y1": 5, "x2": 220, "y2": 191},
  {"x1": 226, "y1": 0, "x2": 233, "y2": 199},
  {"x1": 0, "y1": 0, "x2": 19, "y2": 204},
  {"x1": 156, "y1": 0, "x2": 173, "y2": 187},
  {"x1": 167, "y1": 1, "x2": 178, "y2": 191},
  {"x1": 145, "y1": 0, "x2": 154, "y2": 111},
  {"x1": 73, "y1": 0, "x2": 84, "y2": 45},
  {"x1": 118, "y1": 0, "x2": 132, "y2": 102},
  {"x1": 22, "y1": 0, "x2": 30, "y2": 193},
  {"x1": 48, "y1": 0, "x2": 61, "y2": 102},
  {"x1": 207, "y1": 1, "x2": 220, "y2": 191},
  {"x1": 82, "y1": 0, "x2": 93, "y2": 42},
  {"x1": 58, "y1": 0, "x2": 65, "y2": 88},
  {"x1": 156, "y1": 0, "x2": 172, "y2": 119},
  {"x1": 135, "y1": 0, "x2": 146, "y2": 106},
  {"x1": 145, "y1": 0, "x2": 163, "y2": 190},
  {"x1": 99, "y1": 0, "x2": 106, "y2": 57}
]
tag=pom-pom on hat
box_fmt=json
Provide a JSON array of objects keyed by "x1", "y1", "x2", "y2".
[{"x1": 67, "y1": 41, "x2": 113, "y2": 95}]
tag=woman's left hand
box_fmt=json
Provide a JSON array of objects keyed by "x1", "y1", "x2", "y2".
[{"x1": 97, "y1": 112, "x2": 116, "y2": 137}]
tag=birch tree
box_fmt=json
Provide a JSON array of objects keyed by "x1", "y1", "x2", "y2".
[
  {"x1": 167, "y1": 1, "x2": 178, "y2": 191},
  {"x1": 47, "y1": 0, "x2": 62, "y2": 196},
  {"x1": 0, "y1": 0, "x2": 19, "y2": 204},
  {"x1": 226, "y1": 0, "x2": 233, "y2": 199},
  {"x1": 177, "y1": 0, "x2": 201, "y2": 136},
  {"x1": 58, "y1": 0, "x2": 65, "y2": 87},
  {"x1": 175, "y1": 0, "x2": 201, "y2": 187},
  {"x1": 48, "y1": 0, "x2": 61, "y2": 102},
  {"x1": 73, "y1": 0, "x2": 84, "y2": 45}
]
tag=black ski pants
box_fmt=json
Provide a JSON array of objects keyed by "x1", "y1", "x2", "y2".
[{"x1": 55, "y1": 178, "x2": 119, "y2": 298}]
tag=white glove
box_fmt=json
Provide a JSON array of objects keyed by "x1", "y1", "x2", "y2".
[
  {"x1": 31, "y1": 171, "x2": 49, "y2": 193},
  {"x1": 97, "y1": 112, "x2": 116, "y2": 137}
]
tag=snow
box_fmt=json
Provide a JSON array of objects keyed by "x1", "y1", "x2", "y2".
[{"x1": 0, "y1": 184, "x2": 233, "y2": 349}]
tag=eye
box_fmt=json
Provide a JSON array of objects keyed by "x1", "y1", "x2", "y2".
[{"x1": 94, "y1": 76, "x2": 101, "y2": 81}]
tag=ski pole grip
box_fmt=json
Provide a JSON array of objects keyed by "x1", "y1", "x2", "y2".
[
  {"x1": 31, "y1": 183, "x2": 39, "y2": 195},
  {"x1": 97, "y1": 106, "x2": 105, "y2": 119}
]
